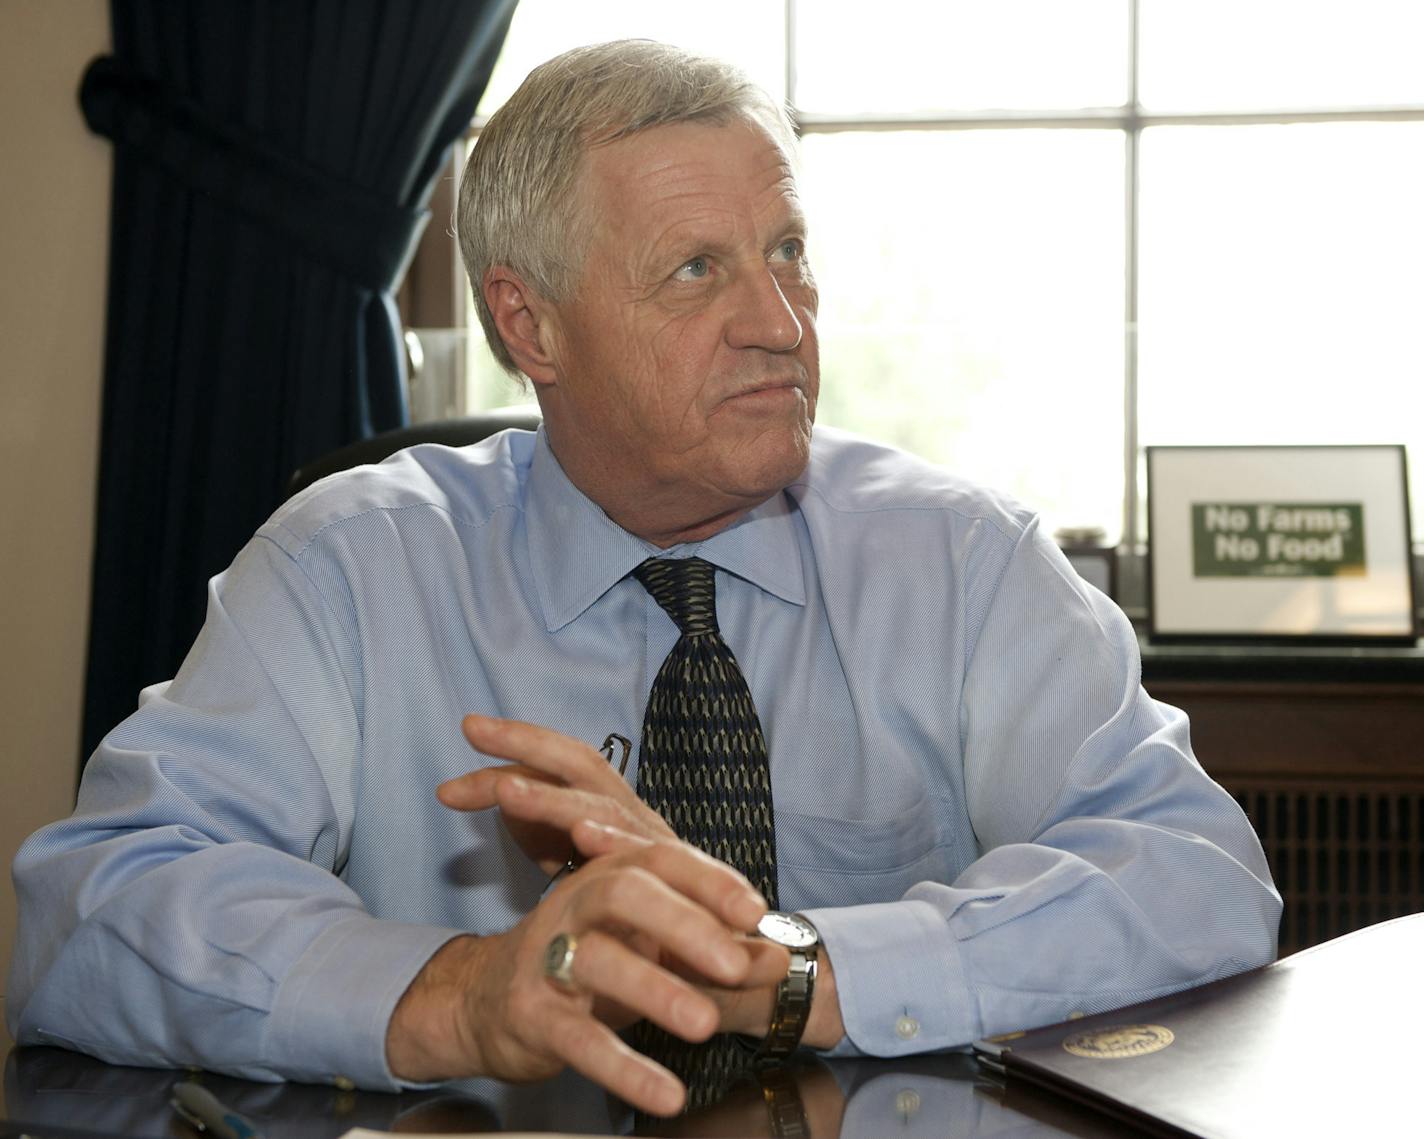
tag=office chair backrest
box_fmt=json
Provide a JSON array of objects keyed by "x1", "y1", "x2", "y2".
[{"x1": 285, "y1": 407, "x2": 542, "y2": 500}]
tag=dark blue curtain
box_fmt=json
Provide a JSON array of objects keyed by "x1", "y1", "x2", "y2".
[{"x1": 79, "y1": 0, "x2": 519, "y2": 765}]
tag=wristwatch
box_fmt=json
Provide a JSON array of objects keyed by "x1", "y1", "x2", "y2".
[{"x1": 754, "y1": 911, "x2": 820, "y2": 1059}]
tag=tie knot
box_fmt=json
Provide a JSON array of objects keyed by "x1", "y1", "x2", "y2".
[{"x1": 634, "y1": 557, "x2": 719, "y2": 637}]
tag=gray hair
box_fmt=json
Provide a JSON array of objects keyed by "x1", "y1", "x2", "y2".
[{"x1": 456, "y1": 39, "x2": 798, "y2": 374}]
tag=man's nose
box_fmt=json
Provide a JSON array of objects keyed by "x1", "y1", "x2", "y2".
[{"x1": 726, "y1": 266, "x2": 803, "y2": 352}]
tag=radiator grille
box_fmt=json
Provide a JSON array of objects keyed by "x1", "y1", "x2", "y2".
[{"x1": 1228, "y1": 781, "x2": 1424, "y2": 956}]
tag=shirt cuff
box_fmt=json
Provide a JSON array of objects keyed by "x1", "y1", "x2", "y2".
[
  {"x1": 802, "y1": 899, "x2": 971, "y2": 1056},
  {"x1": 266, "y1": 914, "x2": 463, "y2": 1090}
]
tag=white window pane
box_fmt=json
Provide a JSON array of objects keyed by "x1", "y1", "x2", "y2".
[
  {"x1": 477, "y1": 0, "x2": 786, "y2": 117},
  {"x1": 795, "y1": 0, "x2": 1127, "y2": 114},
  {"x1": 801, "y1": 130, "x2": 1126, "y2": 540},
  {"x1": 1138, "y1": 122, "x2": 1424, "y2": 531},
  {"x1": 1140, "y1": 0, "x2": 1424, "y2": 111}
]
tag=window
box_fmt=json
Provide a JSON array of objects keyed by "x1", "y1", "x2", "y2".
[{"x1": 415, "y1": 0, "x2": 1424, "y2": 566}]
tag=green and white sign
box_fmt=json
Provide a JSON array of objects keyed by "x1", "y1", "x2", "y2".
[
  {"x1": 1192, "y1": 503, "x2": 1366, "y2": 578},
  {"x1": 1149, "y1": 446, "x2": 1411, "y2": 639}
]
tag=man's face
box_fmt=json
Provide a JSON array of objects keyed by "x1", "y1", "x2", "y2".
[{"x1": 538, "y1": 115, "x2": 820, "y2": 543}]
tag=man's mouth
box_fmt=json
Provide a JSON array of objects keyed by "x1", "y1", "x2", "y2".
[{"x1": 726, "y1": 378, "x2": 804, "y2": 403}]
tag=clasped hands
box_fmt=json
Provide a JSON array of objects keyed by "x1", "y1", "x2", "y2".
[{"x1": 385, "y1": 714, "x2": 791, "y2": 1116}]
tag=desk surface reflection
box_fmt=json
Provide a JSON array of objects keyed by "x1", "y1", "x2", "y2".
[{"x1": 1, "y1": 1045, "x2": 1151, "y2": 1138}]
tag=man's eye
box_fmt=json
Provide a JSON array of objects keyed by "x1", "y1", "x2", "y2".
[
  {"x1": 673, "y1": 256, "x2": 711, "y2": 281},
  {"x1": 772, "y1": 239, "x2": 803, "y2": 263}
]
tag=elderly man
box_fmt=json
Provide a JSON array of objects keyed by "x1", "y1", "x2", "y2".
[{"x1": 9, "y1": 40, "x2": 1279, "y2": 1118}]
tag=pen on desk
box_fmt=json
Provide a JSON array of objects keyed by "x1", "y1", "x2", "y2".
[{"x1": 170, "y1": 1080, "x2": 266, "y2": 1139}]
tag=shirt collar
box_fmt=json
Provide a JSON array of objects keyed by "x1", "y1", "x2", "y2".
[{"x1": 525, "y1": 430, "x2": 806, "y2": 632}]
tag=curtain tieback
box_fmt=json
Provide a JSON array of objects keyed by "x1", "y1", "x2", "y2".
[{"x1": 79, "y1": 55, "x2": 428, "y2": 294}]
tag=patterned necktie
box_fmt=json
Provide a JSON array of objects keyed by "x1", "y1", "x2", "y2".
[
  {"x1": 630, "y1": 557, "x2": 778, "y2": 1113},
  {"x1": 633, "y1": 556, "x2": 778, "y2": 905}
]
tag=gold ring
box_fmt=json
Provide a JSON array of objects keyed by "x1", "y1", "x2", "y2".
[{"x1": 542, "y1": 932, "x2": 579, "y2": 989}]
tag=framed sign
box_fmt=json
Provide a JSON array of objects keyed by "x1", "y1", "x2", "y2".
[{"x1": 1147, "y1": 445, "x2": 1416, "y2": 643}]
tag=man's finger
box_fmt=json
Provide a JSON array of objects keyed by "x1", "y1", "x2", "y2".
[
  {"x1": 570, "y1": 817, "x2": 652, "y2": 858},
  {"x1": 667, "y1": 936, "x2": 791, "y2": 994},
  {"x1": 571, "y1": 868, "x2": 753, "y2": 987},
  {"x1": 742, "y1": 937, "x2": 794, "y2": 987},
  {"x1": 485, "y1": 774, "x2": 674, "y2": 842},
  {"x1": 563, "y1": 929, "x2": 719, "y2": 1042},
  {"x1": 461, "y1": 714, "x2": 623, "y2": 792},
  {"x1": 436, "y1": 763, "x2": 555, "y2": 811},
  {"x1": 571, "y1": 820, "x2": 768, "y2": 933},
  {"x1": 543, "y1": 1007, "x2": 685, "y2": 1116},
  {"x1": 563, "y1": 863, "x2": 764, "y2": 986}
]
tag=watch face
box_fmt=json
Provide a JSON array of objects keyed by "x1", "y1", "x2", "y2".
[{"x1": 758, "y1": 911, "x2": 818, "y2": 949}]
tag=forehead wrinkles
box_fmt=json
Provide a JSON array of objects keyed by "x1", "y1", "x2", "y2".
[
  {"x1": 654, "y1": 183, "x2": 805, "y2": 277},
  {"x1": 592, "y1": 127, "x2": 803, "y2": 252}
]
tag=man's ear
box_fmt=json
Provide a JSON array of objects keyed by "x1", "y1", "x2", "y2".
[{"x1": 483, "y1": 267, "x2": 562, "y2": 386}]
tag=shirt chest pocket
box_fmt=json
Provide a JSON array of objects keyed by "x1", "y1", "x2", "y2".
[{"x1": 772, "y1": 799, "x2": 961, "y2": 910}]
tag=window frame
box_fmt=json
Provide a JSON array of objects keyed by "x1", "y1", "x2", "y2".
[{"x1": 401, "y1": 0, "x2": 1424, "y2": 578}]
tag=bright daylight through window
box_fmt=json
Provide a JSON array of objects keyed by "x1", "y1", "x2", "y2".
[{"x1": 424, "y1": 0, "x2": 1424, "y2": 564}]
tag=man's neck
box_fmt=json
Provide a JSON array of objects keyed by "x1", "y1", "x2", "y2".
[
  {"x1": 540, "y1": 423, "x2": 775, "y2": 549},
  {"x1": 607, "y1": 500, "x2": 756, "y2": 549}
]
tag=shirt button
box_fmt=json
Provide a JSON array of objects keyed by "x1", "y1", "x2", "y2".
[
  {"x1": 895, "y1": 1015, "x2": 920, "y2": 1040},
  {"x1": 895, "y1": 1089, "x2": 922, "y2": 1118},
  {"x1": 333, "y1": 1075, "x2": 355, "y2": 1091}
]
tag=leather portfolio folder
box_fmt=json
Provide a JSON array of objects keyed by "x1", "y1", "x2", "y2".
[{"x1": 973, "y1": 913, "x2": 1424, "y2": 1138}]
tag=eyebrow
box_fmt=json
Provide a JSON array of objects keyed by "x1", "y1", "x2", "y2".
[
  {"x1": 649, "y1": 204, "x2": 810, "y2": 267},
  {"x1": 775, "y1": 210, "x2": 810, "y2": 240}
]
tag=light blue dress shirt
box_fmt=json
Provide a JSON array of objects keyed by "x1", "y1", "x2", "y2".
[{"x1": 8, "y1": 426, "x2": 1280, "y2": 1090}]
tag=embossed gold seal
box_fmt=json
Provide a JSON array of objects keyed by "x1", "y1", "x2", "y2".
[{"x1": 1062, "y1": 1023, "x2": 1175, "y2": 1059}]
